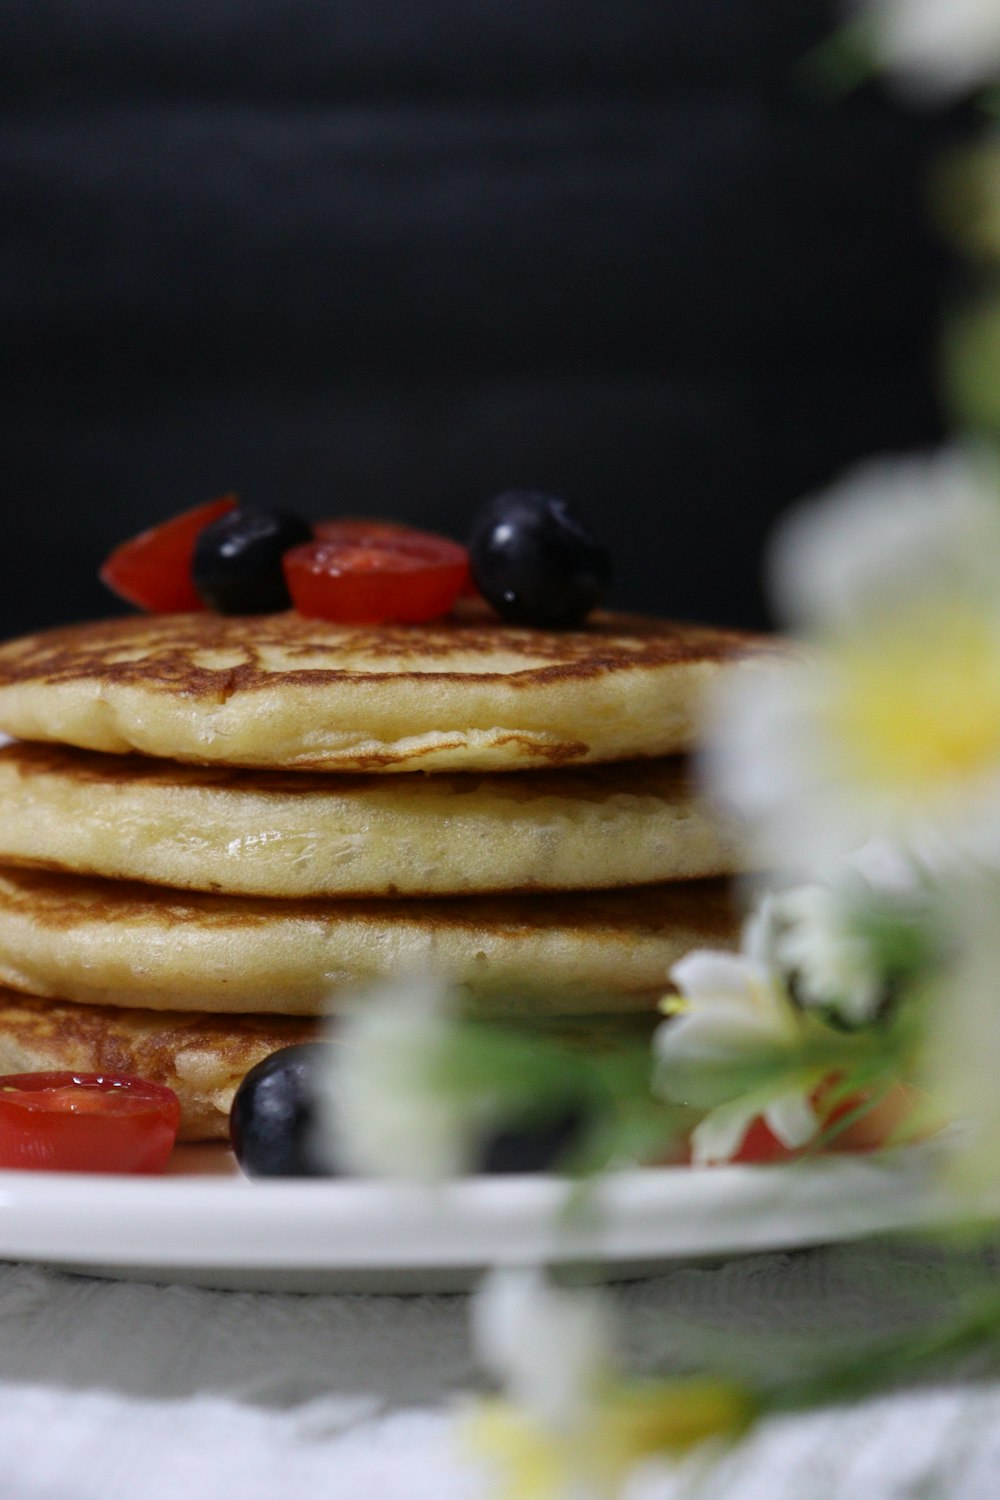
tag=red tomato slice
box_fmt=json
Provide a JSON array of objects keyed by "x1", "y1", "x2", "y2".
[
  {"x1": 0, "y1": 1072, "x2": 181, "y2": 1173},
  {"x1": 99, "y1": 494, "x2": 237, "y2": 612},
  {"x1": 284, "y1": 525, "x2": 469, "y2": 624},
  {"x1": 313, "y1": 519, "x2": 425, "y2": 546},
  {"x1": 727, "y1": 1116, "x2": 800, "y2": 1165}
]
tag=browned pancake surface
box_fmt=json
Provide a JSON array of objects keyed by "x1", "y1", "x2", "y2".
[
  {"x1": 0, "y1": 993, "x2": 662, "y2": 1144},
  {"x1": 0, "y1": 740, "x2": 747, "y2": 895},
  {"x1": 0, "y1": 605, "x2": 770, "y2": 770},
  {"x1": 0, "y1": 865, "x2": 738, "y2": 1015},
  {"x1": 0, "y1": 607, "x2": 753, "y2": 692},
  {"x1": 0, "y1": 990, "x2": 319, "y2": 1141}
]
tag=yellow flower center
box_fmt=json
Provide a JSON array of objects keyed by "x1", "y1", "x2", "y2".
[
  {"x1": 825, "y1": 603, "x2": 1000, "y2": 791},
  {"x1": 598, "y1": 1378, "x2": 755, "y2": 1463},
  {"x1": 465, "y1": 1378, "x2": 754, "y2": 1499},
  {"x1": 465, "y1": 1405, "x2": 574, "y2": 1500}
]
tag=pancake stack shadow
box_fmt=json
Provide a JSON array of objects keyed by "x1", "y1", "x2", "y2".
[{"x1": 0, "y1": 604, "x2": 759, "y2": 1142}]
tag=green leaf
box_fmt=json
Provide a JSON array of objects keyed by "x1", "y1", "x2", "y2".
[{"x1": 943, "y1": 290, "x2": 1000, "y2": 438}]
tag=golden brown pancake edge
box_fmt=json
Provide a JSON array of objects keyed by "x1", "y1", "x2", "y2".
[
  {"x1": 0, "y1": 864, "x2": 739, "y2": 1016},
  {"x1": 0, "y1": 740, "x2": 748, "y2": 896},
  {"x1": 0, "y1": 606, "x2": 776, "y2": 771}
]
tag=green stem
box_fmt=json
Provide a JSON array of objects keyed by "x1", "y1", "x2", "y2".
[{"x1": 766, "y1": 1285, "x2": 1000, "y2": 1415}]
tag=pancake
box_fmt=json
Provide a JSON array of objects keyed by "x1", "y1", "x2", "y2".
[
  {"x1": 0, "y1": 990, "x2": 319, "y2": 1141},
  {"x1": 0, "y1": 865, "x2": 738, "y2": 1016},
  {"x1": 0, "y1": 741, "x2": 746, "y2": 896},
  {"x1": 0, "y1": 994, "x2": 663, "y2": 1143},
  {"x1": 0, "y1": 604, "x2": 768, "y2": 772}
]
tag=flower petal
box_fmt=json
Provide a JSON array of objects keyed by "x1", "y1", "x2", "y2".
[
  {"x1": 767, "y1": 449, "x2": 1000, "y2": 630},
  {"x1": 656, "y1": 1005, "x2": 783, "y2": 1067},
  {"x1": 764, "y1": 1091, "x2": 820, "y2": 1150},
  {"x1": 862, "y1": 0, "x2": 1000, "y2": 99},
  {"x1": 669, "y1": 950, "x2": 762, "y2": 1004},
  {"x1": 472, "y1": 1269, "x2": 614, "y2": 1433},
  {"x1": 689, "y1": 1101, "x2": 759, "y2": 1165}
]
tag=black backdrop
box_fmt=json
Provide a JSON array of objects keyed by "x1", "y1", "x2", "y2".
[{"x1": 2, "y1": 1, "x2": 959, "y2": 636}]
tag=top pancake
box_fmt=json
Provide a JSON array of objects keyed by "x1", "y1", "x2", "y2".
[{"x1": 0, "y1": 604, "x2": 766, "y2": 772}]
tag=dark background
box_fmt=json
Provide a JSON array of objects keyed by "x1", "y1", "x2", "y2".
[{"x1": 2, "y1": 1, "x2": 961, "y2": 637}]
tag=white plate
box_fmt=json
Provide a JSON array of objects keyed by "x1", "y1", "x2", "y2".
[{"x1": 0, "y1": 1141, "x2": 982, "y2": 1293}]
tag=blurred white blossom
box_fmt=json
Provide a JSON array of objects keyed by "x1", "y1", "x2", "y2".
[
  {"x1": 323, "y1": 977, "x2": 477, "y2": 1180},
  {"x1": 856, "y1": 0, "x2": 1000, "y2": 100},
  {"x1": 654, "y1": 940, "x2": 819, "y2": 1165},
  {"x1": 766, "y1": 450, "x2": 1000, "y2": 629},
  {"x1": 705, "y1": 450, "x2": 1000, "y2": 878},
  {"x1": 474, "y1": 1268, "x2": 616, "y2": 1435},
  {"x1": 469, "y1": 1268, "x2": 619, "y2": 1500},
  {"x1": 751, "y1": 884, "x2": 893, "y2": 1030},
  {"x1": 468, "y1": 1269, "x2": 752, "y2": 1499}
]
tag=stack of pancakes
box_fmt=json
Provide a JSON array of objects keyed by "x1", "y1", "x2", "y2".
[{"x1": 0, "y1": 603, "x2": 761, "y2": 1142}]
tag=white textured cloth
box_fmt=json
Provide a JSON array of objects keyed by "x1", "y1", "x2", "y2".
[{"x1": 1, "y1": 1241, "x2": 998, "y2": 1500}]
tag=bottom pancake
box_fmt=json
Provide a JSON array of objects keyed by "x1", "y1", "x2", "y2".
[
  {"x1": 0, "y1": 993, "x2": 662, "y2": 1144},
  {"x1": 0, "y1": 991, "x2": 319, "y2": 1141},
  {"x1": 0, "y1": 865, "x2": 738, "y2": 1015}
]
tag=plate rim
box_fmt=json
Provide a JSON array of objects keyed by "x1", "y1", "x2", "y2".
[{"x1": 0, "y1": 1141, "x2": 974, "y2": 1278}]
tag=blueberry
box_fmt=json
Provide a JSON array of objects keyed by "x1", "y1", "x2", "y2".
[
  {"x1": 192, "y1": 507, "x2": 313, "y2": 613},
  {"x1": 476, "y1": 1103, "x2": 589, "y2": 1174},
  {"x1": 229, "y1": 1042, "x2": 337, "y2": 1178},
  {"x1": 468, "y1": 490, "x2": 612, "y2": 628}
]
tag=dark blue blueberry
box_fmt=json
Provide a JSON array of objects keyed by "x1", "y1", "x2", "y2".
[
  {"x1": 229, "y1": 1042, "x2": 337, "y2": 1178},
  {"x1": 468, "y1": 490, "x2": 612, "y2": 629},
  {"x1": 193, "y1": 507, "x2": 313, "y2": 613}
]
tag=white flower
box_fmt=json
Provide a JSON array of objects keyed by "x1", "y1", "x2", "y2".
[
  {"x1": 704, "y1": 450, "x2": 1000, "y2": 878},
  {"x1": 767, "y1": 450, "x2": 1000, "y2": 631},
  {"x1": 654, "y1": 945, "x2": 819, "y2": 1165},
  {"x1": 468, "y1": 1271, "x2": 751, "y2": 1498},
  {"x1": 749, "y1": 884, "x2": 891, "y2": 1029},
  {"x1": 473, "y1": 1268, "x2": 615, "y2": 1435},
  {"x1": 856, "y1": 0, "x2": 1000, "y2": 100},
  {"x1": 322, "y1": 977, "x2": 478, "y2": 1180},
  {"x1": 848, "y1": 836, "x2": 922, "y2": 894}
]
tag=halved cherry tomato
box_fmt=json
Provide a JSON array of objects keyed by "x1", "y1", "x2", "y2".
[
  {"x1": 727, "y1": 1116, "x2": 802, "y2": 1165},
  {"x1": 316, "y1": 518, "x2": 483, "y2": 602},
  {"x1": 100, "y1": 494, "x2": 237, "y2": 612},
  {"x1": 0, "y1": 1072, "x2": 181, "y2": 1173},
  {"x1": 284, "y1": 524, "x2": 469, "y2": 624},
  {"x1": 313, "y1": 519, "x2": 426, "y2": 546}
]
